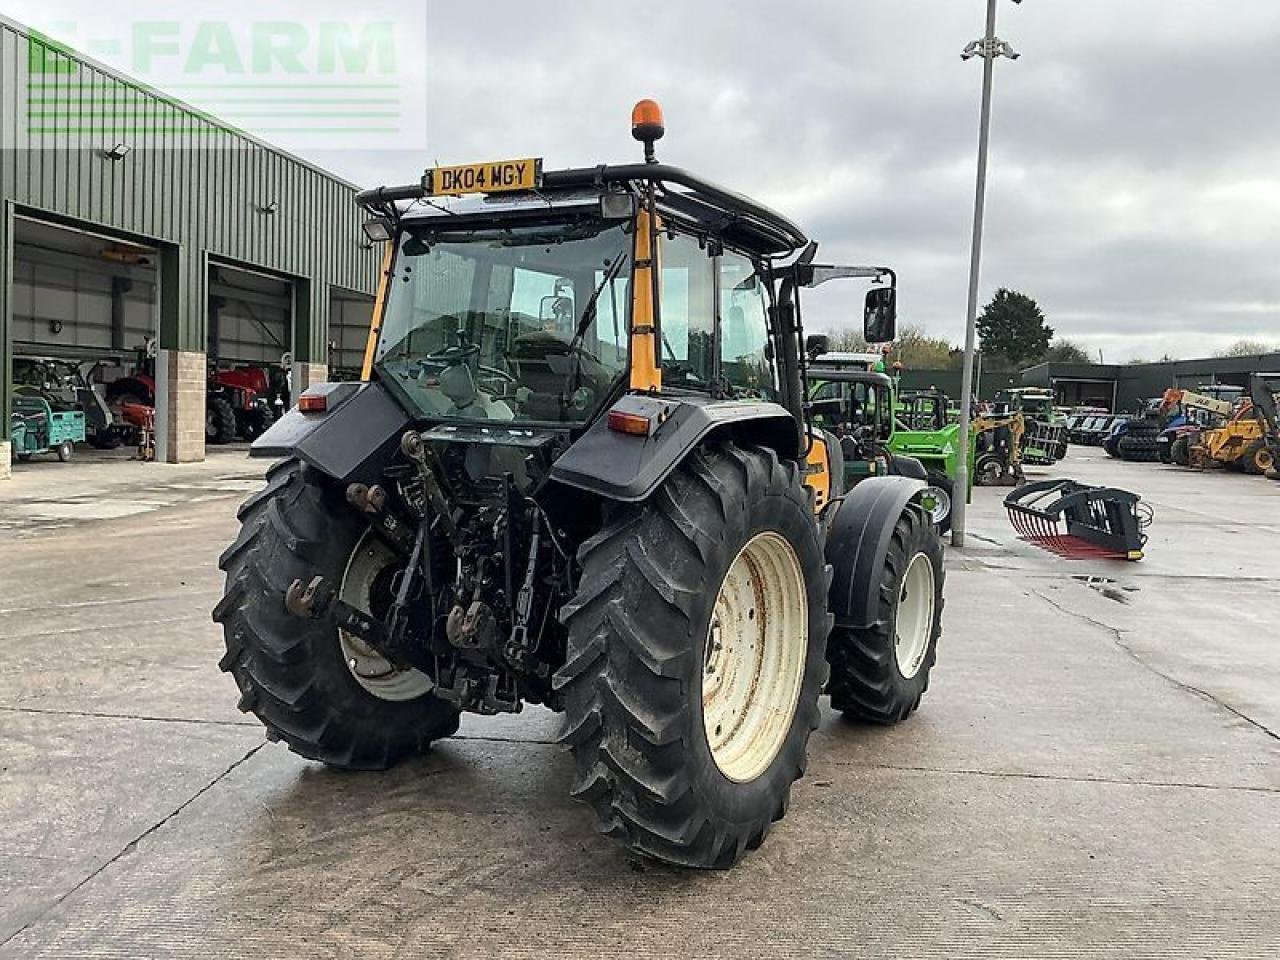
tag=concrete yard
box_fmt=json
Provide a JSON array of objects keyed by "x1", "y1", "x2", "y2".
[{"x1": 1, "y1": 446, "x2": 1277, "y2": 958}]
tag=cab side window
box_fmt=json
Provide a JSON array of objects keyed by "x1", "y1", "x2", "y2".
[
  {"x1": 660, "y1": 231, "x2": 715, "y2": 388},
  {"x1": 719, "y1": 253, "x2": 775, "y2": 398}
]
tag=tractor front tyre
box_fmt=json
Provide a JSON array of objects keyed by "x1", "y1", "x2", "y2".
[
  {"x1": 213, "y1": 459, "x2": 460, "y2": 769},
  {"x1": 974, "y1": 453, "x2": 1006, "y2": 487},
  {"x1": 925, "y1": 471, "x2": 955, "y2": 534},
  {"x1": 206, "y1": 395, "x2": 238, "y2": 445},
  {"x1": 827, "y1": 506, "x2": 944, "y2": 724},
  {"x1": 242, "y1": 406, "x2": 276, "y2": 442},
  {"x1": 556, "y1": 444, "x2": 830, "y2": 869}
]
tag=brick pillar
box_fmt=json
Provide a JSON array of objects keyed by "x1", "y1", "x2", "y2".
[
  {"x1": 0, "y1": 442, "x2": 11, "y2": 481},
  {"x1": 157, "y1": 349, "x2": 206, "y2": 463},
  {"x1": 292, "y1": 362, "x2": 329, "y2": 396}
]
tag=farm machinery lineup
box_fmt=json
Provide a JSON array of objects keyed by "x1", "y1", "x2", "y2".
[
  {"x1": 213, "y1": 103, "x2": 950, "y2": 869},
  {"x1": 1093, "y1": 377, "x2": 1280, "y2": 479}
]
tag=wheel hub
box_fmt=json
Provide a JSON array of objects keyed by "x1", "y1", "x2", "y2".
[
  {"x1": 894, "y1": 552, "x2": 936, "y2": 679},
  {"x1": 338, "y1": 532, "x2": 434, "y2": 702},
  {"x1": 702, "y1": 531, "x2": 807, "y2": 784}
]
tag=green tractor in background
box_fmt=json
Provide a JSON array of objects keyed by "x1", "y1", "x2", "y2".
[{"x1": 807, "y1": 349, "x2": 957, "y2": 531}]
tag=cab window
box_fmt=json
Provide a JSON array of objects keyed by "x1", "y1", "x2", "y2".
[
  {"x1": 660, "y1": 232, "x2": 715, "y2": 388},
  {"x1": 719, "y1": 252, "x2": 775, "y2": 398}
]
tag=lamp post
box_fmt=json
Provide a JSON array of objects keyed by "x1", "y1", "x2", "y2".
[{"x1": 951, "y1": 0, "x2": 1021, "y2": 548}]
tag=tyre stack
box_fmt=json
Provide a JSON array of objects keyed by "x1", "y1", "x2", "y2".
[{"x1": 1117, "y1": 419, "x2": 1161, "y2": 462}]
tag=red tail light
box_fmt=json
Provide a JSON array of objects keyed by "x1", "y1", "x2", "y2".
[
  {"x1": 607, "y1": 410, "x2": 651, "y2": 436},
  {"x1": 298, "y1": 393, "x2": 327, "y2": 413}
]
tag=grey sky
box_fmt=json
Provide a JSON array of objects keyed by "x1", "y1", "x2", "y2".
[
  {"x1": 315, "y1": 0, "x2": 1280, "y2": 362},
  {"x1": 12, "y1": 0, "x2": 1280, "y2": 361}
]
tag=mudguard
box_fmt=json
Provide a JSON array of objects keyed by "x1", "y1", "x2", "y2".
[
  {"x1": 250, "y1": 381, "x2": 411, "y2": 485},
  {"x1": 826, "y1": 475, "x2": 929, "y2": 631},
  {"x1": 888, "y1": 453, "x2": 929, "y2": 481},
  {"x1": 549, "y1": 395, "x2": 803, "y2": 502}
]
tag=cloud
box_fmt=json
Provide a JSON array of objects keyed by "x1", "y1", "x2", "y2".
[{"x1": 292, "y1": 0, "x2": 1280, "y2": 361}]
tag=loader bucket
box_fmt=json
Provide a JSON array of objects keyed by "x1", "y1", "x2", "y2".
[{"x1": 1004, "y1": 479, "x2": 1149, "y2": 561}]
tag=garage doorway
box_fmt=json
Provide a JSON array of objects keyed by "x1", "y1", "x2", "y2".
[
  {"x1": 206, "y1": 261, "x2": 294, "y2": 444},
  {"x1": 10, "y1": 214, "x2": 159, "y2": 455},
  {"x1": 328, "y1": 286, "x2": 374, "y2": 382}
]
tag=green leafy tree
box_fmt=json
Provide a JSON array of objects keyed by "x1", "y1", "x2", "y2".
[{"x1": 977, "y1": 289, "x2": 1053, "y2": 366}]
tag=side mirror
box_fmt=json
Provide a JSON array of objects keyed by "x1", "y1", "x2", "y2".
[
  {"x1": 805, "y1": 334, "x2": 830, "y2": 360},
  {"x1": 864, "y1": 287, "x2": 897, "y2": 343}
]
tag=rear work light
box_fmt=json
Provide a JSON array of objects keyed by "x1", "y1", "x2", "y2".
[
  {"x1": 607, "y1": 410, "x2": 652, "y2": 436},
  {"x1": 298, "y1": 394, "x2": 328, "y2": 413}
]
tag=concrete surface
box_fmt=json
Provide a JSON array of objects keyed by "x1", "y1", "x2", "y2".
[{"x1": 0, "y1": 446, "x2": 1277, "y2": 958}]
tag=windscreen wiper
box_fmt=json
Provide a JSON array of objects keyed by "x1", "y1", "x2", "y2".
[{"x1": 568, "y1": 251, "x2": 628, "y2": 354}]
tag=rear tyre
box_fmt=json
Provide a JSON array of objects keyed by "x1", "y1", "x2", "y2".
[
  {"x1": 206, "y1": 395, "x2": 238, "y2": 445},
  {"x1": 827, "y1": 507, "x2": 944, "y2": 724},
  {"x1": 56, "y1": 441, "x2": 74, "y2": 463},
  {"x1": 1171, "y1": 436, "x2": 1192, "y2": 467},
  {"x1": 556, "y1": 444, "x2": 830, "y2": 869},
  {"x1": 1244, "y1": 441, "x2": 1274, "y2": 475},
  {"x1": 1117, "y1": 435, "x2": 1160, "y2": 462},
  {"x1": 213, "y1": 459, "x2": 460, "y2": 769}
]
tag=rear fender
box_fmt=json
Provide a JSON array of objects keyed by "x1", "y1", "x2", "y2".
[
  {"x1": 549, "y1": 396, "x2": 802, "y2": 502},
  {"x1": 826, "y1": 475, "x2": 930, "y2": 631},
  {"x1": 251, "y1": 381, "x2": 411, "y2": 486}
]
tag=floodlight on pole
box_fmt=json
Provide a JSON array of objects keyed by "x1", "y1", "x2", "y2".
[{"x1": 951, "y1": 0, "x2": 1022, "y2": 549}]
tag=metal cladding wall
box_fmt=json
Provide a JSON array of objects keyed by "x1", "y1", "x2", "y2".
[
  {"x1": 0, "y1": 20, "x2": 380, "y2": 437},
  {"x1": 1020, "y1": 354, "x2": 1280, "y2": 413}
]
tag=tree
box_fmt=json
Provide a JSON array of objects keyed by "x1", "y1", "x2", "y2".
[
  {"x1": 1216, "y1": 339, "x2": 1276, "y2": 358},
  {"x1": 890, "y1": 326, "x2": 956, "y2": 369},
  {"x1": 1042, "y1": 339, "x2": 1091, "y2": 364},
  {"x1": 976, "y1": 289, "x2": 1053, "y2": 366}
]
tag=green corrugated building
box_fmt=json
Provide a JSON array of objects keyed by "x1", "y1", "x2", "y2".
[{"x1": 1, "y1": 16, "x2": 378, "y2": 473}]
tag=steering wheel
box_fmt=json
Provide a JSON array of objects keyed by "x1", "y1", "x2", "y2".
[
  {"x1": 427, "y1": 341, "x2": 480, "y2": 364},
  {"x1": 426, "y1": 321, "x2": 481, "y2": 365}
]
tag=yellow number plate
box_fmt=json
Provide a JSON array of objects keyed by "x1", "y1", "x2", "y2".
[{"x1": 426, "y1": 158, "x2": 542, "y2": 196}]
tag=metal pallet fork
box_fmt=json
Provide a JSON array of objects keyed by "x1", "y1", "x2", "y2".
[{"x1": 1005, "y1": 479, "x2": 1151, "y2": 561}]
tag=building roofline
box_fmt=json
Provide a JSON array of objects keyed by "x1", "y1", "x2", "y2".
[{"x1": 0, "y1": 11, "x2": 365, "y2": 193}]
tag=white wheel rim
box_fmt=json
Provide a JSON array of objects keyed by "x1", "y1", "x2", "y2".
[
  {"x1": 338, "y1": 532, "x2": 434, "y2": 702},
  {"x1": 702, "y1": 531, "x2": 808, "y2": 784},
  {"x1": 895, "y1": 552, "x2": 936, "y2": 680}
]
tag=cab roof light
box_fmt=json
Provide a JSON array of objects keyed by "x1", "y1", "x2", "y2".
[{"x1": 631, "y1": 99, "x2": 665, "y2": 163}]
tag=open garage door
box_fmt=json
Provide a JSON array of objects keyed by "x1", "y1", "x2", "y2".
[
  {"x1": 206, "y1": 262, "x2": 293, "y2": 444},
  {"x1": 328, "y1": 287, "x2": 374, "y2": 382},
  {"x1": 10, "y1": 215, "x2": 158, "y2": 454}
]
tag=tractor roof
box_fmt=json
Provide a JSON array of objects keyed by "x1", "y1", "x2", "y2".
[
  {"x1": 808, "y1": 367, "x2": 893, "y2": 389},
  {"x1": 357, "y1": 163, "x2": 808, "y2": 257}
]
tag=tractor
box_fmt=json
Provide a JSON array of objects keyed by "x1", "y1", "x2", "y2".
[
  {"x1": 1190, "y1": 374, "x2": 1280, "y2": 475},
  {"x1": 804, "y1": 357, "x2": 954, "y2": 530},
  {"x1": 213, "y1": 102, "x2": 947, "y2": 869}
]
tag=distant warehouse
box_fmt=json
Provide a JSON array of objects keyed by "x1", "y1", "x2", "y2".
[
  {"x1": 1020, "y1": 352, "x2": 1280, "y2": 412},
  {"x1": 1, "y1": 15, "x2": 379, "y2": 473}
]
